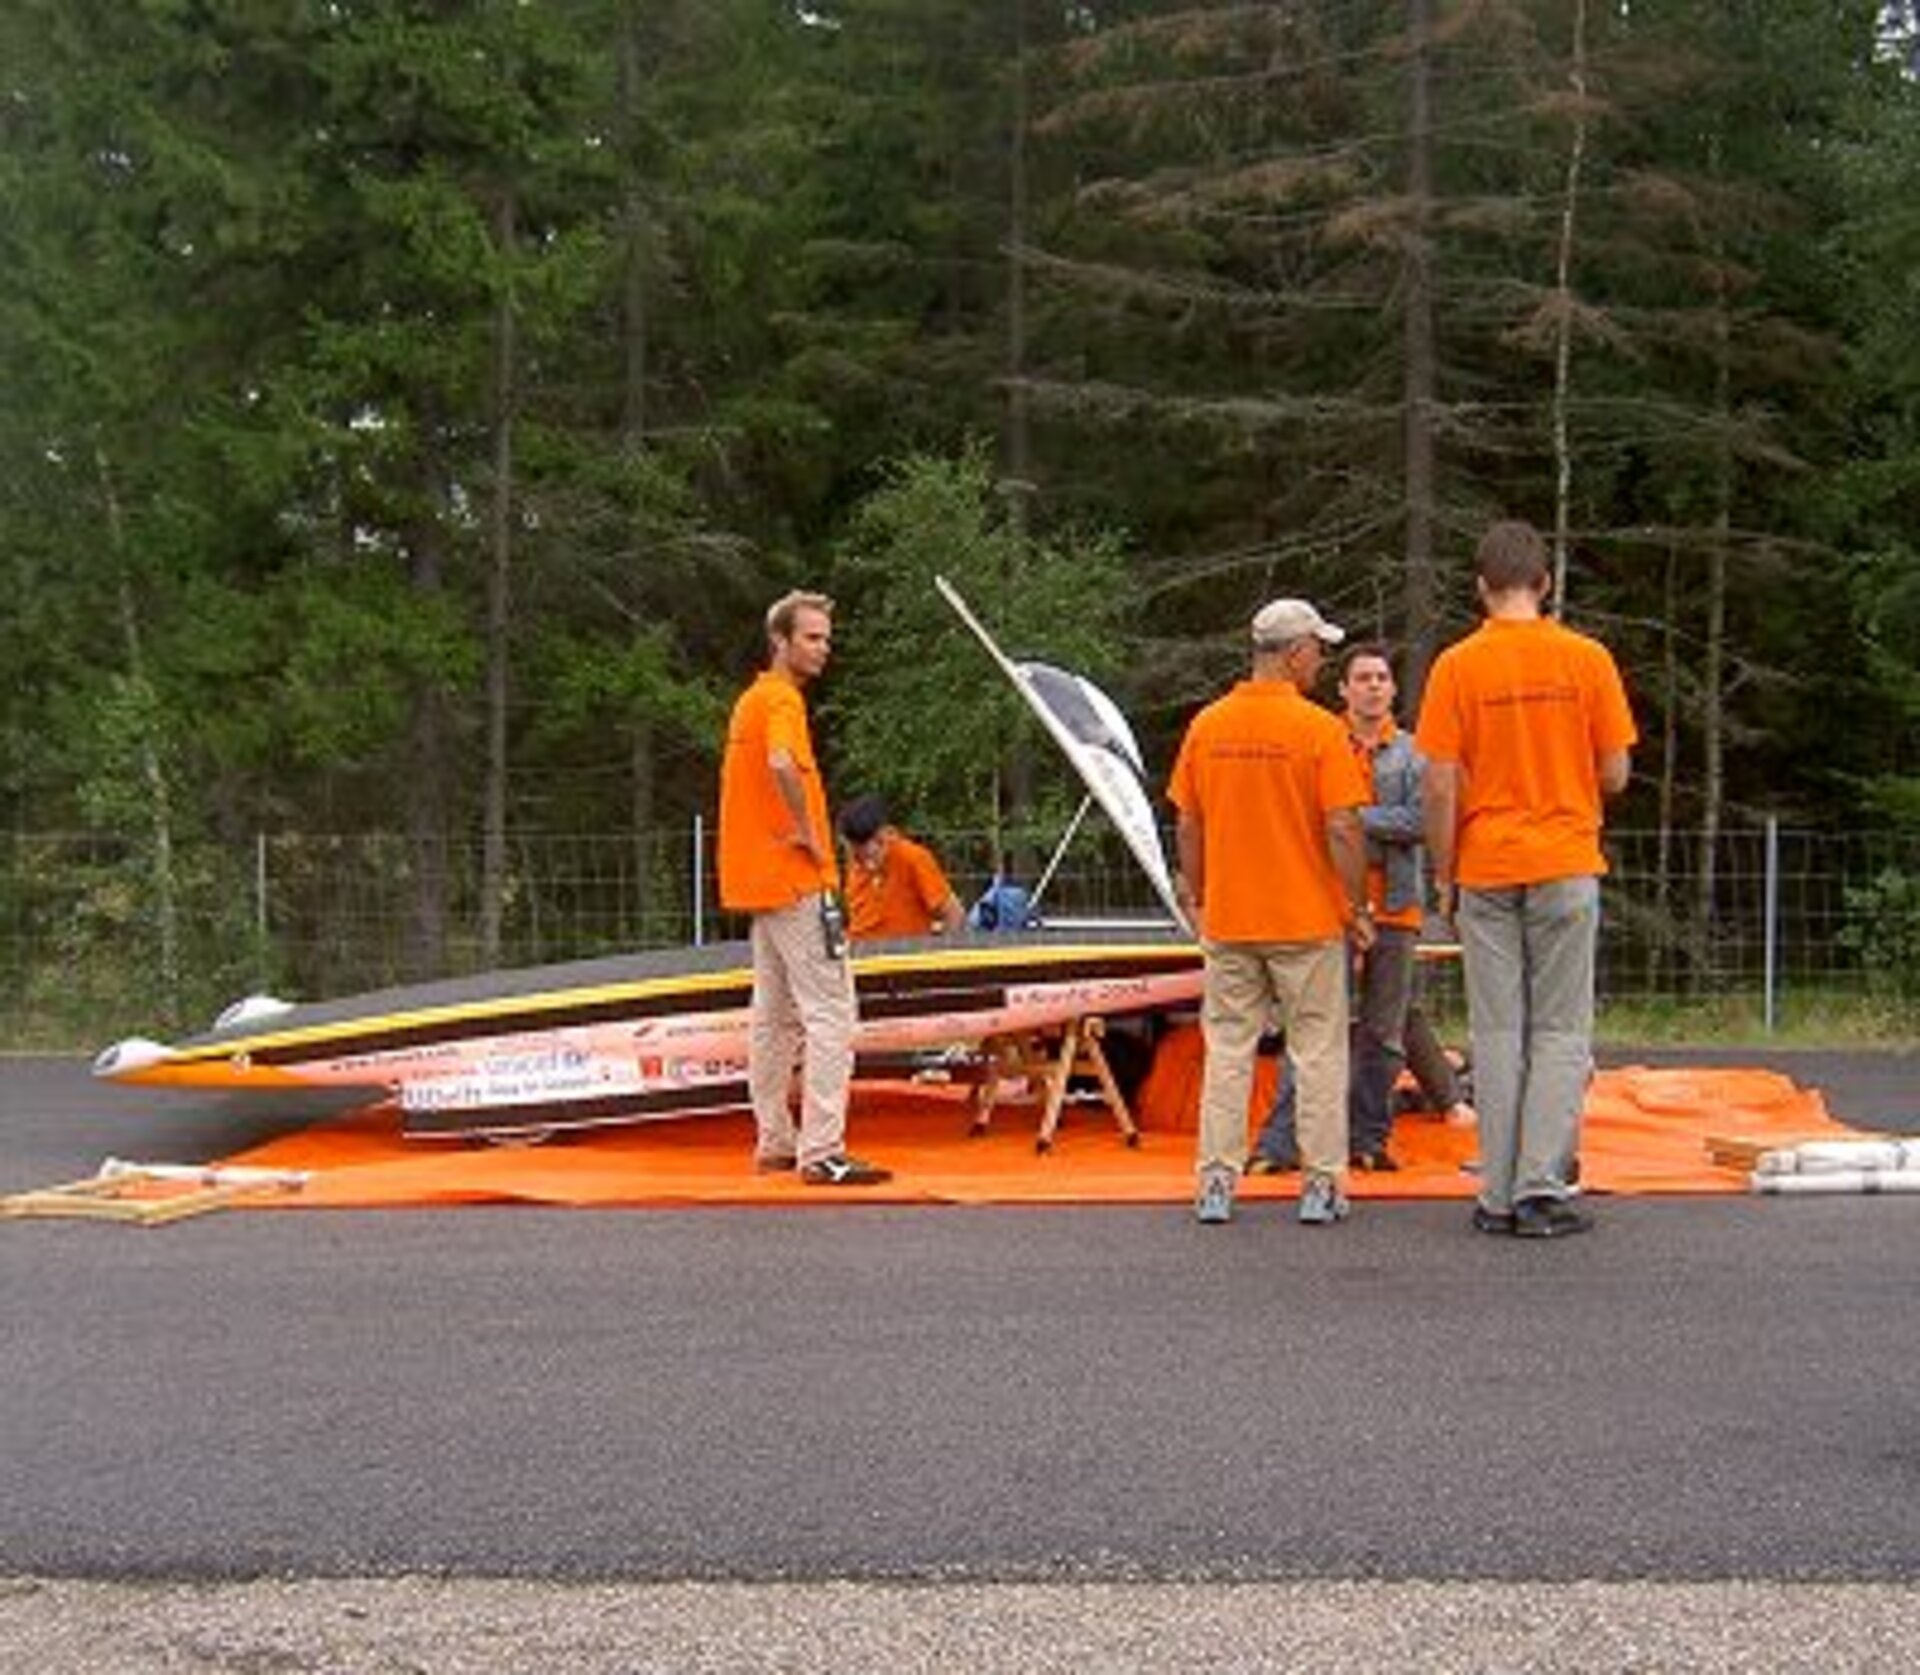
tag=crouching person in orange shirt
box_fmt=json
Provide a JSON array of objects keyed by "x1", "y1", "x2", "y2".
[
  {"x1": 718, "y1": 590, "x2": 890, "y2": 1187},
  {"x1": 1168, "y1": 598, "x2": 1374, "y2": 1228},
  {"x1": 837, "y1": 795, "x2": 965, "y2": 941}
]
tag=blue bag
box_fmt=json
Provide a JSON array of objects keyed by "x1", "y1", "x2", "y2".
[{"x1": 967, "y1": 876, "x2": 1036, "y2": 932}]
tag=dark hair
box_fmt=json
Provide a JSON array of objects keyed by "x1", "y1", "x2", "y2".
[
  {"x1": 1340, "y1": 641, "x2": 1394, "y2": 679},
  {"x1": 1475, "y1": 520, "x2": 1549, "y2": 593},
  {"x1": 837, "y1": 793, "x2": 888, "y2": 844}
]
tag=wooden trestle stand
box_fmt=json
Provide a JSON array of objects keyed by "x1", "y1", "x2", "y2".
[{"x1": 968, "y1": 1015, "x2": 1141, "y2": 1154}]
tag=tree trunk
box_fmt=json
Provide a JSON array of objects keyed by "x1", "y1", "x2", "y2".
[
  {"x1": 406, "y1": 412, "x2": 452, "y2": 983},
  {"x1": 620, "y1": 0, "x2": 657, "y2": 931},
  {"x1": 1400, "y1": 0, "x2": 1439, "y2": 710},
  {"x1": 619, "y1": 2, "x2": 651, "y2": 451},
  {"x1": 630, "y1": 722, "x2": 656, "y2": 940},
  {"x1": 405, "y1": 684, "x2": 451, "y2": 982},
  {"x1": 479, "y1": 189, "x2": 518, "y2": 969},
  {"x1": 1694, "y1": 218, "x2": 1732, "y2": 992},
  {"x1": 94, "y1": 443, "x2": 180, "y2": 1022},
  {"x1": 1548, "y1": 0, "x2": 1591, "y2": 615},
  {"x1": 1650, "y1": 541, "x2": 1680, "y2": 992},
  {"x1": 1003, "y1": 0, "x2": 1033, "y2": 550},
  {"x1": 1001, "y1": 0, "x2": 1036, "y2": 873}
]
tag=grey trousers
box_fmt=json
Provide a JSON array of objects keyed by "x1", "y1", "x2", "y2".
[
  {"x1": 1253, "y1": 924, "x2": 1416, "y2": 1159},
  {"x1": 1457, "y1": 876, "x2": 1599, "y2": 1214},
  {"x1": 1403, "y1": 1003, "x2": 1463, "y2": 1113}
]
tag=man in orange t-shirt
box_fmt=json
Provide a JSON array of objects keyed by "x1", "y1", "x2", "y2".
[
  {"x1": 1415, "y1": 520, "x2": 1636, "y2": 1239},
  {"x1": 1249, "y1": 642, "x2": 1433, "y2": 1173},
  {"x1": 1167, "y1": 597, "x2": 1372, "y2": 1228},
  {"x1": 836, "y1": 794, "x2": 964, "y2": 940},
  {"x1": 718, "y1": 590, "x2": 889, "y2": 1187}
]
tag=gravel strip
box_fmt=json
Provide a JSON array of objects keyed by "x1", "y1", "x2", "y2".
[{"x1": 7, "y1": 1577, "x2": 1920, "y2": 1673}]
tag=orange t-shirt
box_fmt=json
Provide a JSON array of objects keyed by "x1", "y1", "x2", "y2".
[
  {"x1": 1414, "y1": 617, "x2": 1636, "y2": 888},
  {"x1": 1167, "y1": 679, "x2": 1367, "y2": 943},
  {"x1": 717, "y1": 672, "x2": 838, "y2": 912},
  {"x1": 846, "y1": 829, "x2": 954, "y2": 940},
  {"x1": 1354, "y1": 720, "x2": 1422, "y2": 932}
]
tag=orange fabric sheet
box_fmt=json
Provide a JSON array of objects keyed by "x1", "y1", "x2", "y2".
[{"x1": 219, "y1": 1059, "x2": 1859, "y2": 1211}]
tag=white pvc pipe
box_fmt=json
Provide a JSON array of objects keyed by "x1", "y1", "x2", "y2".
[
  {"x1": 1754, "y1": 1139, "x2": 1920, "y2": 1176},
  {"x1": 1752, "y1": 1170, "x2": 1920, "y2": 1196}
]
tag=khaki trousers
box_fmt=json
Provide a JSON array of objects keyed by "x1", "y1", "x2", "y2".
[
  {"x1": 1197, "y1": 938, "x2": 1349, "y2": 1179},
  {"x1": 748, "y1": 893, "x2": 856, "y2": 1167}
]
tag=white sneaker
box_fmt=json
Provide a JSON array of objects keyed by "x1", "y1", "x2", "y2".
[
  {"x1": 1194, "y1": 1165, "x2": 1235, "y2": 1225},
  {"x1": 1298, "y1": 1172, "x2": 1351, "y2": 1226}
]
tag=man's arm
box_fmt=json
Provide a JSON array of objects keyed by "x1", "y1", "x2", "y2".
[
  {"x1": 1360, "y1": 802, "x2": 1423, "y2": 845},
  {"x1": 1423, "y1": 759, "x2": 1460, "y2": 913},
  {"x1": 1590, "y1": 645, "x2": 1637, "y2": 800},
  {"x1": 768, "y1": 747, "x2": 824, "y2": 868},
  {"x1": 908, "y1": 841, "x2": 967, "y2": 934},
  {"x1": 1175, "y1": 807, "x2": 1204, "y2": 922},
  {"x1": 1360, "y1": 745, "x2": 1423, "y2": 846},
  {"x1": 1598, "y1": 749, "x2": 1631, "y2": 798},
  {"x1": 1326, "y1": 807, "x2": 1375, "y2": 951}
]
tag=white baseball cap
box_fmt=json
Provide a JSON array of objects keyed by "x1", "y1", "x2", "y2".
[{"x1": 1251, "y1": 598, "x2": 1345, "y2": 649}]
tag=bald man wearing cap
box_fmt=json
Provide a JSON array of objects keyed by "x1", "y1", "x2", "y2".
[{"x1": 1167, "y1": 598, "x2": 1374, "y2": 1227}]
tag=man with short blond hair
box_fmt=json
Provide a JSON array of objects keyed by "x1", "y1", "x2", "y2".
[
  {"x1": 1168, "y1": 598, "x2": 1373, "y2": 1227},
  {"x1": 718, "y1": 590, "x2": 889, "y2": 1186},
  {"x1": 1416, "y1": 520, "x2": 1635, "y2": 1239}
]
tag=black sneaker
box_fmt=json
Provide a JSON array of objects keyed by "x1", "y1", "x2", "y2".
[
  {"x1": 1470, "y1": 1205, "x2": 1516, "y2": 1236},
  {"x1": 1351, "y1": 1148, "x2": 1399, "y2": 1173},
  {"x1": 800, "y1": 1153, "x2": 893, "y2": 1187},
  {"x1": 1244, "y1": 1150, "x2": 1299, "y2": 1176},
  {"x1": 1513, "y1": 1197, "x2": 1594, "y2": 1239}
]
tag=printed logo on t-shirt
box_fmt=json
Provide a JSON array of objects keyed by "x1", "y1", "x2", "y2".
[{"x1": 1482, "y1": 683, "x2": 1580, "y2": 710}]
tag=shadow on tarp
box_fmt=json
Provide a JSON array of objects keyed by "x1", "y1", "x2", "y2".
[{"x1": 214, "y1": 1050, "x2": 1859, "y2": 1210}]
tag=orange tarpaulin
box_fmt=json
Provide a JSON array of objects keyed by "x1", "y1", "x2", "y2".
[{"x1": 218, "y1": 1055, "x2": 1860, "y2": 1210}]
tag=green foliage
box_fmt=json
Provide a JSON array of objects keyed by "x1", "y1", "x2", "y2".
[
  {"x1": 1837, "y1": 868, "x2": 1920, "y2": 1001},
  {"x1": 68, "y1": 676, "x2": 175, "y2": 832},
  {"x1": 2, "y1": 0, "x2": 1920, "y2": 995},
  {"x1": 277, "y1": 567, "x2": 480, "y2": 769},
  {"x1": 0, "y1": 833, "x2": 269, "y2": 1043},
  {"x1": 1846, "y1": 541, "x2": 1920, "y2": 820},
  {"x1": 542, "y1": 626, "x2": 724, "y2": 743},
  {"x1": 1822, "y1": 31, "x2": 1920, "y2": 821},
  {"x1": 1596, "y1": 990, "x2": 1920, "y2": 1049},
  {"x1": 828, "y1": 446, "x2": 1129, "y2": 846}
]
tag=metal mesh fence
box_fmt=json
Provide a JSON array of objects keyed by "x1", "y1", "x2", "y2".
[
  {"x1": 3, "y1": 824, "x2": 1916, "y2": 1047},
  {"x1": 1599, "y1": 827, "x2": 1920, "y2": 1005}
]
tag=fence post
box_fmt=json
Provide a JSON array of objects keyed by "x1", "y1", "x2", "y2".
[
  {"x1": 1762, "y1": 815, "x2": 1779, "y2": 1035},
  {"x1": 692, "y1": 813, "x2": 705, "y2": 948}
]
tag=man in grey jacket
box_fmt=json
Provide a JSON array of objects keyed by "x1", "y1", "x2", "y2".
[{"x1": 1248, "y1": 643, "x2": 1428, "y2": 1171}]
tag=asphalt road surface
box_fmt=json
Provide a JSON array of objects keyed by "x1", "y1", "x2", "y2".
[{"x1": 4, "y1": 1047, "x2": 1917, "y2": 1668}]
